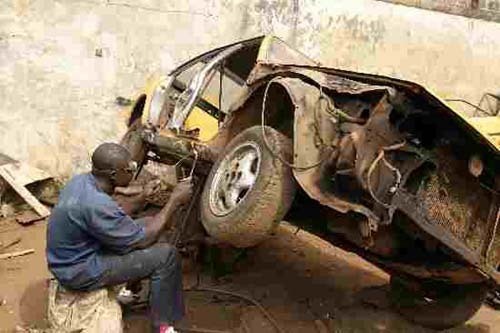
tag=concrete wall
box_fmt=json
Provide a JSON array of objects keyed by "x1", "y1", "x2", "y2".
[
  {"x1": 381, "y1": 0, "x2": 473, "y2": 15},
  {"x1": 1, "y1": 0, "x2": 500, "y2": 177},
  {"x1": 378, "y1": 0, "x2": 500, "y2": 21}
]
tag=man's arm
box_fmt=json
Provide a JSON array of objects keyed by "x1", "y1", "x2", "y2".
[
  {"x1": 113, "y1": 180, "x2": 161, "y2": 215},
  {"x1": 114, "y1": 193, "x2": 146, "y2": 216},
  {"x1": 132, "y1": 180, "x2": 193, "y2": 248}
]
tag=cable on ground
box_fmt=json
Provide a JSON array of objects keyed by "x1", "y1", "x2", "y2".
[{"x1": 185, "y1": 287, "x2": 286, "y2": 333}]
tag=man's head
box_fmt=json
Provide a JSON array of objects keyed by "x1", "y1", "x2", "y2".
[{"x1": 91, "y1": 143, "x2": 137, "y2": 188}]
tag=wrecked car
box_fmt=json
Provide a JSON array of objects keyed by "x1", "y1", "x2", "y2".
[{"x1": 121, "y1": 36, "x2": 499, "y2": 330}]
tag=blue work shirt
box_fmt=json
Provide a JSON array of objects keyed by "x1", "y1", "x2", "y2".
[{"x1": 46, "y1": 173, "x2": 145, "y2": 289}]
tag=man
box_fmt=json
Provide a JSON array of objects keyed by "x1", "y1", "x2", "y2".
[{"x1": 47, "y1": 142, "x2": 192, "y2": 333}]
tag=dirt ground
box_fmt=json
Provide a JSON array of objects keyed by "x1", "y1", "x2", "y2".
[{"x1": 0, "y1": 217, "x2": 499, "y2": 333}]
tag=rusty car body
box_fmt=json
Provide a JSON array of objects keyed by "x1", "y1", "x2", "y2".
[{"x1": 123, "y1": 36, "x2": 499, "y2": 329}]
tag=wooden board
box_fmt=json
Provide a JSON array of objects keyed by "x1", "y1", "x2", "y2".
[
  {"x1": 0, "y1": 162, "x2": 51, "y2": 186},
  {"x1": 0, "y1": 249, "x2": 34, "y2": 260},
  {"x1": 0, "y1": 165, "x2": 50, "y2": 218}
]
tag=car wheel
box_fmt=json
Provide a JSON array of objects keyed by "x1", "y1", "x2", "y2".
[
  {"x1": 200, "y1": 125, "x2": 297, "y2": 248},
  {"x1": 120, "y1": 118, "x2": 146, "y2": 163},
  {"x1": 390, "y1": 276, "x2": 488, "y2": 330}
]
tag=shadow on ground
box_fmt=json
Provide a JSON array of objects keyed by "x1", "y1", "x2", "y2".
[
  {"x1": 19, "y1": 279, "x2": 50, "y2": 329},
  {"x1": 9, "y1": 220, "x2": 494, "y2": 332},
  {"x1": 124, "y1": 224, "x2": 495, "y2": 333}
]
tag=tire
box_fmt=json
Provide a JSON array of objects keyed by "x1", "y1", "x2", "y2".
[
  {"x1": 390, "y1": 276, "x2": 488, "y2": 330},
  {"x1": 200, "y1": 125, "x2": 297, "y2": 248},
  {"x1": 120, "y1": 118, "x2": 146, "y2": 163}
]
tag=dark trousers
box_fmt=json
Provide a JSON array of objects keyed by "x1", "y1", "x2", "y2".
[{"x1": 88, "y1": 243, "x2": 185, "y2": 326}]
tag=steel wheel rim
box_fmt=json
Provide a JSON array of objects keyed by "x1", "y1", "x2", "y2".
[{"x1": 209, "y1": 141, "x2": 261, "y2": 217}]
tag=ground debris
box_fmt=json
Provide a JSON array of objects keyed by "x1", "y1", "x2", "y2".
[
  {"x1": 0, "y1": 203, "x2": 16, "y2": 218},
  {"x1": 16, "y1": 211, "x2": 45, "y2": 225},
  {"x1": 0, "y1": 248, "x2": 34, "y2": 260},
  {"x1": 0, "y1": 236, "x2": 21, "y2": 252},
  {"x1": 0, "y1": 166, "x2": 50, "y2": 218}
]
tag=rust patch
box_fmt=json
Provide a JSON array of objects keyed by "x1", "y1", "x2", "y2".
[{"x1": 417, "y1": 146, "x2": 498, "y2": 267}]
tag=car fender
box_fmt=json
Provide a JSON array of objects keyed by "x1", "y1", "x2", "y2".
[{"x1": 266, "y1": 77, "x2": 380, "y2": 222}]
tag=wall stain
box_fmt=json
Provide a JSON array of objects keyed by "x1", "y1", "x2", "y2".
[
  {"x1": 290, "y1": 0, "x2": 299, "y2": 46},
  {"x1": 254, "y1": 0, "x2": 301, "y2": 37},
  {"x1": 334, "y1": 15, "x2": 386, "y2": 46},
  {"x1": 238, "y1": 1, "x2": 252, "y2": 36}
]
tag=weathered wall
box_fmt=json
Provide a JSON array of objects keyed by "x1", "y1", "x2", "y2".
[
  {"x1": 378, "y1": 0, "x2": 500, "y2": 21},
  {"x1": 1, "y1": 0, "x2": 500, "y2": 177}
]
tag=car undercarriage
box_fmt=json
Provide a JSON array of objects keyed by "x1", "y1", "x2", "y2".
[{"x1": 122, "y1": 36, "x2": 499, "y2": 330}]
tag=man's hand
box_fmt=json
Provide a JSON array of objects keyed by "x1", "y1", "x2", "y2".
[
  {"x1": 133, "y1": 179, "x2": 194, "y2": 248},
  {"x1": 170, "y1": 179, "x2": 193, "y2": 206}
]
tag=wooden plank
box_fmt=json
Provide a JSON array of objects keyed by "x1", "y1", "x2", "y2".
[
  {"x1": 0, "y1": 237, "x2": 21, "y2": 253},
  {"x1": 0, "y1": 162, "x2": 51, "y2": 186},
  {"x1": 0, "y1": 249, "x2": 34, "y2": 260},
  {"x1": 0, "y1": 166, "x2": 50, "y2": 218}
]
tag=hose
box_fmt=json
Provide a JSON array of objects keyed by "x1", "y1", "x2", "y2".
[
  {"x1": 125, "y1": 286, "x2": 284, "y2": 333},
  {"x1": 185, "y1": 287, "x2": 286, "y2": 333}
]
